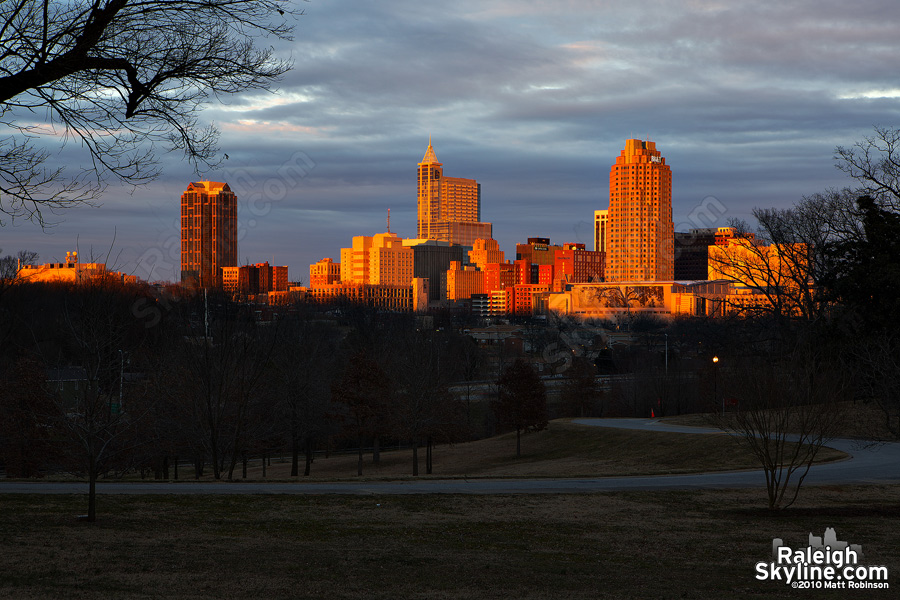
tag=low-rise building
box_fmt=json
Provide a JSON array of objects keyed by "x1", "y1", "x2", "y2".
[{"x1": 16, "y1": 252, "x2": 138, "y2": 285}]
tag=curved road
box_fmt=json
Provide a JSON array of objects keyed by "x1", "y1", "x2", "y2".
[{"x1": 2, "y1": 418, "x2": 898, "y2": 495}]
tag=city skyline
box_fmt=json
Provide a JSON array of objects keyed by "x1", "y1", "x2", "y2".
[{"x1": 3, "y1": 1, "x2": 900, "y2": 282}]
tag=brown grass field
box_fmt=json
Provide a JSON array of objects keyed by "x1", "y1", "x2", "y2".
[
  {"x1": 1, "y1": 420, "x2": 896, "y2": 599},
  {"x1": 231, "y1": 419, "x2": 847, "y2": 481}
]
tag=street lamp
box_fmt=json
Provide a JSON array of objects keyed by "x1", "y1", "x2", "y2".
[{"x1": 712, "y1": 355, "x2": 720, "y2": 414}]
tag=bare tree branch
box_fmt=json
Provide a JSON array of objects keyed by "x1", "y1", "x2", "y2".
[{"x1": 0, "y1": 0, "x2": 298, "y2": 224}]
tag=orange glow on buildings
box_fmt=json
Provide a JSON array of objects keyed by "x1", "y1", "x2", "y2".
[
  {"x1": 339, "y1": 232, "x2": 414, "y2": 287},
  {"x1": 606, "y1": 140, "x2": 673, "y2": 282},
  {"x1": 417, "y1": 139, "x2": 492, "y2": 245},
  {"x1": 446, "y1": 260, "x2": 485, "y2": 301},
  {"x1": 222, "y1": 262, "x2": 289, "y2": 296},
  {"x1": 484, "y1": 261, "x2": 516, "y2": 293},
  {"x1": 594, "y1": 209, "x2": 608, "y2": 254},
  {"x1": 507, "y1": 283, "x2": 551, "y2": 315},
  {"x1": 308, "y1": 232, "x2": 427, "y2": 312},
  {"x1": 16, "y1": 251, "x2": 138, "y2": 285},
  {"x1": 468, "y1": 238, "x2": 505, "y2": 269},
  {"x1": 553, "y1": 243, "x2": 604, "y2": 289},
  {"x1": 310, "y1": 257, "x2": 341, "y2": 287},
  {"x1": 707, "y1": 236, "x2": 807, "y2": 290},
  {"x1": 308, "y1": 282, "x2": 428, "y2": 312},
  {"x1": 180, "y1": 181, "x2": 237, "y2": 288}
]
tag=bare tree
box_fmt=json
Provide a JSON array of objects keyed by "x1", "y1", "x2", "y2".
[
  {"x1": 0, "y1": 354, "x2": 58, "y2": 477},
  {"x1": 390, "y1": 329, "x2": 462, "y2": 476},
  {"x1": 450, "y1": 334, "x2": 481, "y2": 431},
  {"x1": 0, "y1": 0, "x2": 296, "y2": 224},
  {"x1": 561, "y1": 357, "x2": 602, "y2": 418},
  {"x1": 332, "y1": 350, "x2": 390, "y2": 477},
  {"x1": 50, "y1": 277, "x2": 151, "y2": 520},
  {"x1": 165, "y1": 293, "x2": 275, "y2": 480},
  {"x1": 854, "y1": 334, "x2": 900, "y2": 441},
  {"x1": 495, "y1": 359, "x2": 548, "y2": 458},
  {"x1": 270, "y1": 316, "x2": 340, "y2": 477},
  {"x1": 836, "y1": 125, "x2": 900, "y2": 211},
  {"x1": 0, "y1": 248, "x2": 38, "y2": 279},
  {"x1": 0, "y1": 249, "x2": 38, "y2": 333},
  {"x1": 716, "y1": 349, "x2": 847, "y2": 510}
]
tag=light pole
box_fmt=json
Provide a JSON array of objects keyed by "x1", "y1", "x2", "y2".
[{"x1": 712, "y1": 355, "x2": 720, "y2": 414}]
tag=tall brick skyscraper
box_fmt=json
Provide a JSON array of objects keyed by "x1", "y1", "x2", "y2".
[
  {"x1": 606, "y1": 139, "x2": 673, "y2": 281},
  {"x1": 180, "y1": 181, "x2": 237, "y2": 288}
]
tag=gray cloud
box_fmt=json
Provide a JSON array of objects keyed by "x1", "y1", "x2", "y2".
[{"x1": 5, "y1": 0, "x2": 900, "y2": 281}]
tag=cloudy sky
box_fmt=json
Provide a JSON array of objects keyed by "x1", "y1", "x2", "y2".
[{"x1": 4, "y1": 0, "x2": 900, "y2": 283}]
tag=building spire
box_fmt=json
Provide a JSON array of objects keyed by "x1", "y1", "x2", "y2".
[{"x1": 421, "y1": 136, "x2": 438, "y2": 163}]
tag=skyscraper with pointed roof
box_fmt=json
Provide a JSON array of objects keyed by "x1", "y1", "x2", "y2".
[
  {"x1": 180, "y1": 181, "x2": 237, "y2": 288},
  {"x1": 416, "y1": 139, "x2": 491, "y2": 245}
]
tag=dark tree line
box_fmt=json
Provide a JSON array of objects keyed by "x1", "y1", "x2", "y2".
[{"x1": 0, "y1": 280, "x2": 493, "y2": 519}]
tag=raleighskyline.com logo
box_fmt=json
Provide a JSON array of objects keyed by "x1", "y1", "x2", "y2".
[{"x1": 755, "y1": 528, "x2": 889, "y2": 589}]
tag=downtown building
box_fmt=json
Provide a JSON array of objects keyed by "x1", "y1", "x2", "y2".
[
  {"x1": 417, "y1": 139, "x2": 492, "y2": 246},
  {"x1": 180, "y1": 181, "x2": 237, "y2": 288},
  {"x1": 308, "y1": 232, "x2": 428, "y2": 312},
  {"x1": 16, "y1": 251, "x2": 138, "y2": 285},
  {"x1": 222, "y1": 262, "x2": 289, "y2": 297},
  {"x1": 605, "y1": 140, "x2": 673, "y2": 282}
]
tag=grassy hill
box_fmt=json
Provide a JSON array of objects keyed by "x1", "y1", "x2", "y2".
[{"x1": 236, "y1": 418, "x2": 847, "y2": 481}]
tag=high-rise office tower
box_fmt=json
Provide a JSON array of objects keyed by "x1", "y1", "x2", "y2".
[
  {"x1": 606, "y1": 139, "x2": 673, "y2": 281},
  {"x1": 594, "y1": 209, "x2": 608, "y2": 254},
  {"x1": 416, "y1": 139, "x2": 491, "y2": 245},
  {"x1": 180, "y1": 181, "x2": 237, "y2": 288}
]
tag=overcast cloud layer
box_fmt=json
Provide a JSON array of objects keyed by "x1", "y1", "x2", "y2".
[{"x1": 4, "y1": 0, "x2": 900, "y2": 283}]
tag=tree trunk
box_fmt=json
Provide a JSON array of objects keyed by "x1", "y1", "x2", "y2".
[
  {"x1": 262, "y1": 453, "x2": 267, "y2": 478},
  {"x1": 241, "y1": 452, "x2": 247, "y2": 479},
  {"x1": 373, "y1": 436, "x2": 380, "y2": 464},
  {"x1": 174, "y1": 456, "x2": 179, "y2": 480},
  {"x1": 466, "y1": 385, "x2": 472, "y2": 427},
  {"x1": 291, "y1": 431, "x2": 300, "y2": 477},
  {"x1": 304, "y1": 436, "x2": 313, "y2": 476},
  {"x1": 87, "y1": 454, "x2": 97, "y2": 522},
  {"x1": 357, "y1": 436, "x2": 363, "y2": 476},
  {"x1": 412, "y1": 441, "x2": 419, "y2": 477},
  {"x1": 516, "y1": 427, "x2": 521, "y2": 458},
  {"x1": 426, "y1": 435, "x2": 433, "y2": 475}
]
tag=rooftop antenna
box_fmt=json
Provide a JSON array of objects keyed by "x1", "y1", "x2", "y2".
[{"x1": 387, "y1": 208, "x2": 391, "y2": 233}]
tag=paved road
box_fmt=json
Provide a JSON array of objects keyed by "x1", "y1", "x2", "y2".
[{"x1": 2, "y1": 419, "x2": 897, "y2": 495}]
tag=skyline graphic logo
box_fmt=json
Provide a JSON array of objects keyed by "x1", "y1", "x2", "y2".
[{"x1": 756, "y1": 528, "x2": 889, "y2": 590}]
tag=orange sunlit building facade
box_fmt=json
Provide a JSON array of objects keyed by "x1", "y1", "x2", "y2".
[
  {"x1": 594, "y1": 209, "x2": 608, "y2": 254},
  {"x1": 339, "y1": 232, "x2": 414, "y2": 287},
  {"x1": 16, "y1": 251, "x2": 138, "y2": 285},
  {"x1": 606, "y1": 140, "x2": 673, "y2": 282},
  {"x1": 468, "y1": 238, "x2": 505, "y2": 269},
  {"x1": 484, "y1": 261, "x2": 516, "y2": 292},
  {"x1": 707, "y1": 236, "x2": 806, "y2": 290},
  {"x1": 417, "y1": 139, "x2": 492, "y2": 245},
  {"x1": 310, "y1": 232, "x2": 426, "y2": 312},
  {"x1": 446, "y1": 261, "x2": 485, "y2": 301},
  {"x1": 310, "y1": 257, "x2": 341, "y2": 287},
  {"x1": 222, "y1": 262, "x2": 288, "y2": 296},
  {"x1": 180, "y1": 181, "x2": 237, "y2": 288}
]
